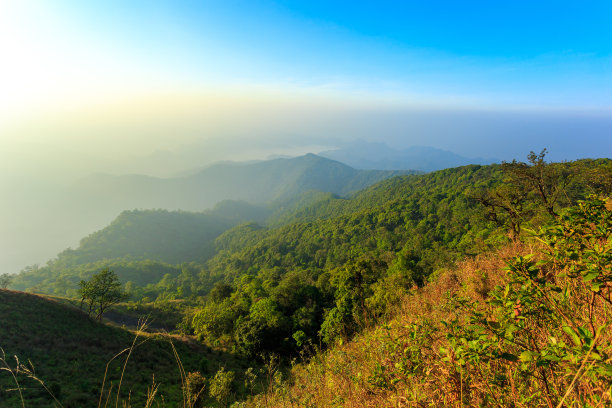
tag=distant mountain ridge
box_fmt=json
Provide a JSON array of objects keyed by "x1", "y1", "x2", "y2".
[
  {"x1": 8, "y1": 154, "x2": 415, "y2": 285},
  {"x1": 70, "y1": 153, "x2": 417, "y2": 212},
  {"x1": 319, "y1": 141, "x2": 498, "y2": 172}
]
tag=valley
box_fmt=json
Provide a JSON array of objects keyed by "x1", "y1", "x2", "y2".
[{"x1": 2, "y1": 154, "x2": 610, "y2": 406}]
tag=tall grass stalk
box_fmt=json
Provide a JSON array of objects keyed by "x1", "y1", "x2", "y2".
[
  {"x1": 0, "y1": 349, "x2": 25, "y2": 408},
  {"x1": 143, "y1": 375, "x2": 160, "y2": 408},
  {"x1": 115, "y1": 319, "x2": 150, "y2": 407},
  {"x1": 1, "y1": 348, "x2": 65, "y2": 408},
  {"x1": 168, "y1": 339, "x2": 188, "y2": 407},
  {"x1": 97, "y1": 318, "x2": 150, "y2": 408}
]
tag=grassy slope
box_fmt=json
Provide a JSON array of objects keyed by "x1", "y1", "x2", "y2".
[
  {"x1": 248, "y1": 245, "x2": 519, "y2": 407},
  {"x1": 246, "y1": 198, "x2": 612, "y2": 407},
  {"x1": 0, "y1": 290, "x2": 249, "y2": 408}
]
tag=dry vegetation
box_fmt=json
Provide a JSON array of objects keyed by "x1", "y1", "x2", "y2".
[
  {"x1": 245, "y1": 197, "x2": 612, "y2": 407},
  {"x1": 244, "y1": 245, "x2": 529, "y2": 407}
]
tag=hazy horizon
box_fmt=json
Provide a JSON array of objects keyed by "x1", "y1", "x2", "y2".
[{"x1": 1, "y1": 1, "x2": 611, "y2": 274}]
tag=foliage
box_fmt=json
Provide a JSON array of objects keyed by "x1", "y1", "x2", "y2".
[
  {"x1": 439, "y1": 195, "x2": 612, "y2": 406},
  {"x1": 473, "y1": 151, "x2": 598, "y2": 240},
  {"x1": 79, "y1": 268, "x2": 128, "y2": 321},
  {"x1": 247, "y1": 196, "x2": 612, "y2": 407},
  {"x1": 319, "y1": 259, "x2": 386, "y2": 344},
  {"x1": 194, "y1": 164, "x2": 506, "y2": 355},
  {"x1": 0, "y1": 273, "x2": 12, "y2": 289},
  {"x1": 185, "y1": 371, "x2": 207, "y2": 408},
  {"x1": 209, "y1": 367, "x2": 235, "y2": 407}
]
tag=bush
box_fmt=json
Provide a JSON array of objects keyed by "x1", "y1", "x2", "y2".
[{"x1": 209, "y1": 367, "x2": 235, "y2": 407}]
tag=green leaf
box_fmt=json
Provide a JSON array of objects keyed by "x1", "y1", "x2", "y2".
[
  {"x1": 519, "y1": 351, "x2": 538, "y2": 362},
  {"x1": 596, "y1": 324, "x2": 609, "y2": 337},
  {"x1": 562, "y1": 326, "x2": 581, "y2": 347},
  {"x1": 583, "y1": 270, "x2": 599, "y2": 282},
  {"x1": 499, "y1": 352, "x2": 518, "y2": 362}
]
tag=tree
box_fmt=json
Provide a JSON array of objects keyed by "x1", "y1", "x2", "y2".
[
  {"x1": 234, "y1": 298, "x2": 290, "y2": 356},
  {"x1": 209, "y1": 367, "x2": 235, "y2": 407},
  {"x1": 0, "y1": 273, "x2": 12, "y2": 289},
  {"x1": 473, "y1": 182, "x2": 529, "y2": 241},
  {"x1": 79, "y1": 268, "x2": 127, "y2": 321},
  {"x1": 320, "y1": 259, "x2": 384, "y2": 344},
  {"x1": 502, "y1": 148, "x2": 572, "y2": 218},
  {"x1": 473, "y1": 149, "x2": 573, "y2": 240},
  {"x1": 209, "y1": 281, "x2": 233, "y2": 302}
]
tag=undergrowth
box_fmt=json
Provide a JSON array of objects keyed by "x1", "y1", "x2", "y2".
[
  {"x1": 245, "y1": 196, "x2": 612, "y2": 407},
  {"x1": 2, "y1": 196, "x2": 610, "y2": 407}
]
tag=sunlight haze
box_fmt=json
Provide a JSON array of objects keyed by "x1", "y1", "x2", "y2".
[{"x1": 1, "y1": 0, "x2": 611, "y2": 273}]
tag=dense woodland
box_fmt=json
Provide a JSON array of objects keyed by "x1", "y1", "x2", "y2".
[
  {"x1": 2, "y1": 153, "x2": 611, "y2": 406},
  {"x1": 250, "y1": 195, "x2": 612, "y2": 407}
]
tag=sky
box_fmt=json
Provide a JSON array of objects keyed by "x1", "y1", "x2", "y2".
[
  {"x1": 1, "y1": 1, "x2": 611, "y2": 171},
  {"x1": 0, "y1": 0, "x2": 611, "y2": 273}
]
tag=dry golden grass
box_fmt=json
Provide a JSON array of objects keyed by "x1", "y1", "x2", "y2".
[
  {"x1": 241, "y1": 244, "x2": 529, "y2": 408},
  {"x1": 245, "y1": 229, "x2": 612, "y2": 408}
]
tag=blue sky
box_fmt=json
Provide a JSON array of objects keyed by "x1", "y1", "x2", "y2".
[
  {"x1": 3, "y1": 0, "x2": 608, "y2": 109},
  {"x1": 0, "y1": 0, "x2": 611, "y2": 274},
  {"x1": 98, "y1": 1, "x2": 611, "y2": 104},
  {"x1": 0, "y1": 0, "x2": 610, "y2": 164}
]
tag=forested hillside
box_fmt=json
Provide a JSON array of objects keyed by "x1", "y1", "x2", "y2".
[
  {"x1": 249, "y1": 195, "x2": 612, "y2": 407},
  {"x1": 4, "y1": 154, "x2": 610, "y2": 406},
  {"x1": 12, "y1": 163, "x2": 498, "y2": 298},
  {"x1": 3, "y1": 154, "x2": 412, "y2": 278},
  {"x1": 10, "y1": 210, "x2": 230, "y2": 297},
  {"x1": 190, "y1": 158, "x2": 610, "y2": 356}
]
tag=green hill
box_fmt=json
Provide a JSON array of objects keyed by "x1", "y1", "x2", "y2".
[
  {"x1": 58, "y1": 210, "x2": 233, "y2": 265},
  {"x1": 10, "y1": 210, "x2": 232, "y2": 297},
  {"x1": 244, "y1": 195, "x2": 612, "y2": 407},
  {"x1": 10, "y1": 200, "x2": 271, "y2": 297},
  {"x1": 3, "y1": 155, "x2": 610, "y2": 407},
  {"x1": 0, "y1": 289, "x2": 250, "y2": 408}
]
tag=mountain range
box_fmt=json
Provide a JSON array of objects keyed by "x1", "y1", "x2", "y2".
[
  {"x1": 4, "y1": 156, "x2": 610, "y2": 407},
  {"x1": 69, "y1": 153, "x2": 415, "y2": 212},
  {"x1": 4, "y1": 153, "x2": 415, "y2": 275},
  {"x1": 319, "y1": 141, "x2": 498, "y2": 171},
  {"x1": 4, "y1": 144, "x2": 489, "y2": 275}
]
